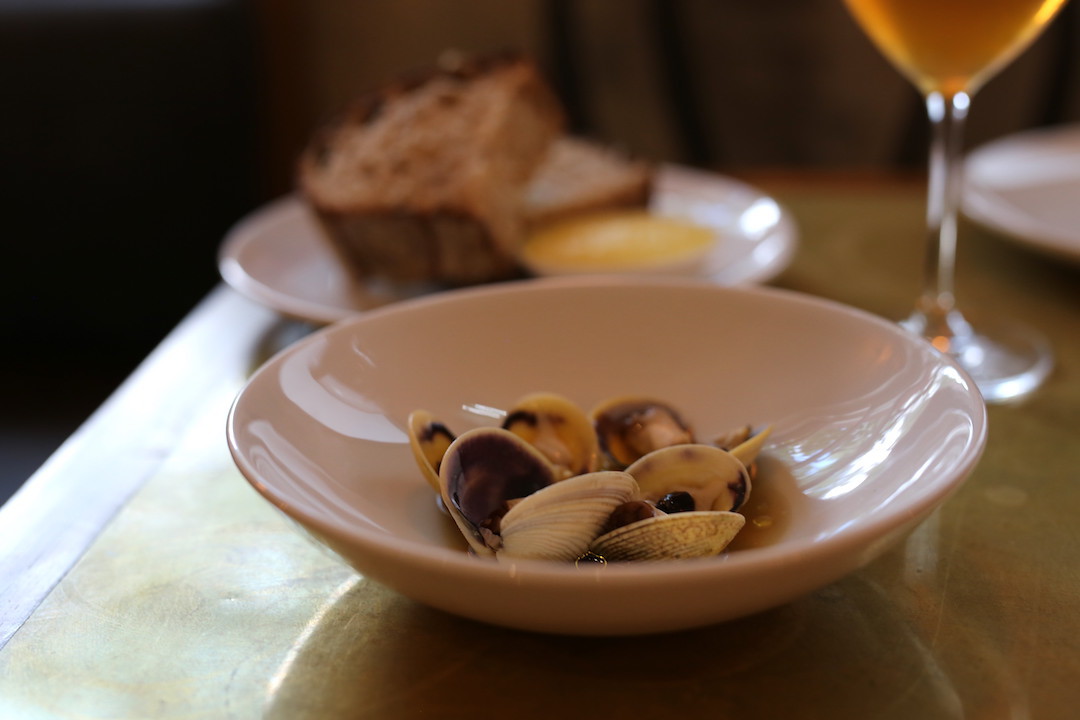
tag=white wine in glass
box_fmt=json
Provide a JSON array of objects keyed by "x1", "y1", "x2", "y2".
[{"x1": 843, "y1": 0, "x2": 1068, "y2": 402}]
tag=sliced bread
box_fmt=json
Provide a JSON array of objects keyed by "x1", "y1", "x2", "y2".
[{"x1": 298, "y1": 53, "x2": 564, "y2": 284}]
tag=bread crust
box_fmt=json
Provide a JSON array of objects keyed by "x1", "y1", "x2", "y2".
[{"x1": 311, "y1": 208, "x2": 520, "y2": 284}]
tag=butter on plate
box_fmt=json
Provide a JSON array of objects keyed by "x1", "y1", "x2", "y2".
[{"x1": 521, "y1": 210, "x2": 716, "y2": 276}]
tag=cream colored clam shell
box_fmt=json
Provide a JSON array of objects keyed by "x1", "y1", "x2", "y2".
[
  {"x1": 407, "y1": 409, "x2": 454, "y2": 492},
  {"x1": 498, "y1": 471, "x2": 639, "y2": 561},
  {"x1": 502, "y1": 392, "x2": 600, "y2": 479},
  {"x1": 729, "y1": 424, "x2": 773, "y2": 468},
  {"x1": 591, "y1": 510, "x2": 745, "y2": 561},
  {"x1": 626, "y1": 444, "x2": 751, "y2": 512}
]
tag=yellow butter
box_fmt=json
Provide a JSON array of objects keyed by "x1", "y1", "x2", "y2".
[{"x1": 523, "y1": 211, "x2": 715, "y2": 273}]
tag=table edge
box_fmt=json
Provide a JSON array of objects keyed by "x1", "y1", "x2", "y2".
[{"x1": 0, "y1": 286, "x2": 278, "y2": 649}]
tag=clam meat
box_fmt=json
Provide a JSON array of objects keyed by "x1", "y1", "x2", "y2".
[{"x1": 591, "y1": 397, "x2": 694, "y2": 468}]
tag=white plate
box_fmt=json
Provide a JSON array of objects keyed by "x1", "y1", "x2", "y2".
[
  {"x1": 227, "y1": 277, "x2": 987, "y2": 636},
  {"x1": 217, "y1": 197, "x2": 427, "y2": 324},
  {"x1": 218, "y1": 166, "x2": 798, "y2": 325},
  {"x1": 963, "y1": 124, "x2": 1080, "y2": 265}
]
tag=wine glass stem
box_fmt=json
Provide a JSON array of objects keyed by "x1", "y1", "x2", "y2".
[{"x1": 916, "y1": 91, "x2": 973, "y2": 348}]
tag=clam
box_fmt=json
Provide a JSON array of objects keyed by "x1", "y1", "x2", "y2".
[
  {"x1": 407, "y1": 410, "x2": 456, "y2": 491},
  {"x1": 727, "y1": 424, "x2": 773, "y2": 469},
  {"x1": 591, "y1": 397, "x2": 694, "y2": 468},
  {"x1": 499, "y1": 471, "x2": 639, "y2": 561},
  {"x1": 412, "y1": 393, "x2": 774, "y2": 564},
  {"x1": 501, "y1": 392, "x2": 599, "y2": 479},
  {"x1": 712, "y1": 424, "x2": 752, "y2": 453},
  {"x1": 626, "y1": 444, "x2": 751, "y2": 513},
  {"x1": 585, "y1": 444, "x2": 751, "y2": 561},
  {"x1": 438, "y1": 427, "x2": 638, "y2": 561},
  {"x1": 591, "y1": 510, "x2": 745, "y2": 561},
  {"x1": 600, "y1": 499, "x2": 662, "y2": 534},
  {"x1": 439, "y1": 427, "x2": 557, "y2": 556}
]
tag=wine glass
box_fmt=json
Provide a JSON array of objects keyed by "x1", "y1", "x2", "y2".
[{"x1": 842, "y1": 0, "x2": 1068, "y2": 402}]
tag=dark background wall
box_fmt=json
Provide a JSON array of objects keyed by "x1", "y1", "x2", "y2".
[
  {"x1": 0, "y1": 0, "x2": 259, "y2": 498},
  {"x1": 254, "y1": 0, "x2": 1080, "y2": 189}
]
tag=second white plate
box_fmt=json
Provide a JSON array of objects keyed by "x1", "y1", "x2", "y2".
[
  {"x1": 218, "y1": 165, "x2": 799, "y2": 325},
  {"x1": 963, "y1": 124, "x2": 1080, "y2": 266}
]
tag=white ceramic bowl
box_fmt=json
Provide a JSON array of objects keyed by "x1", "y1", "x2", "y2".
[{"x1": 227, "y1": 278, "x2": 987, "y2": 636}]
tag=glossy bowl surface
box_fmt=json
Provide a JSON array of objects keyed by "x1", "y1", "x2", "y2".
[{"x1": 227, "y1": 277, "x2": 987, "y2": 635}]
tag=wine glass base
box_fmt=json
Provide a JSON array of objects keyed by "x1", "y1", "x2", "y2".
[{"x1": 900, "y1": 312, "x2": 1053, "y2": 403}]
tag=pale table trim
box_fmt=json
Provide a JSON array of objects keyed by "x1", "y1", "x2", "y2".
[{"x1": 0, "y1": 287, "x2": 279, "y2": 649}]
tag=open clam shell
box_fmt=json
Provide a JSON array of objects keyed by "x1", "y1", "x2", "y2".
[
  {"x1": 407, "y1": 409, "x2": 456, "y2": 492},
  {"x1": 591, "y1": 396, "x2": 695, "y2": 468},
  {"x1": 498, "y1": 471, "x2": 639, "y2": 561},
  {"x1": 439, "y1": 427, "x2": 557, "y2": 556},
  {"x1": 626, "y1": 444, "x2": 751, "y2": 513},
  {"x1": 728, "y1": 424, "x2": 773, "y2": 468},
  {"x1": 591, "y1": 510, "x2": 746, "y2": 561},
  {"x1": 713, "y1": 424, "x2": 752, "y2": 453},
  {"x1": 501, "y1": 392, "x2": 599, "y2": 479}
]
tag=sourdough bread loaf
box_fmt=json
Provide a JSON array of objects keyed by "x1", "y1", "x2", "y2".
[{"x1": 298, "y1": 54, "x2": 564, "y2": 284}]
